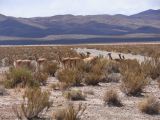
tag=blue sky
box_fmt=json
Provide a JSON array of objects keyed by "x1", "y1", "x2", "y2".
[{"x1": 0, "y1": 0, "x2": 160, "y2": 17}]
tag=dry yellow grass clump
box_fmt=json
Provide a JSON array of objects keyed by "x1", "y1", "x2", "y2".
[
  {"x1": 13, "y1": 87, "x2": 52, "y2": 119},
  {"x1": 138, "y1": 96, "x2": 160, "y2": 115},
  {"x1": 53, "y1": 103, "x2": 86, "y2": 120},
  {"x1": 82, "y1": 58, "x2": 108, "y2": 85},
  {"x1": 103, "y1": 89, "x2": 122, "y2": 107},
  {"x1": 43, "y1": 61, "x2": 59, "y2": 76},
  {"x1": 63, "y1": 89, "x2": 86, "y2": 101},
  {"x1": 56, "y1": 68, "x2": 83, "y2": 87},
  {"x1": 120, "y1": 60, "x2": 148, "y2": 96}
]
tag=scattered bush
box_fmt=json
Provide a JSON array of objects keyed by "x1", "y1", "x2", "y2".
[
  {"x1": 63, "y1": 89, "x2": 86, "y2": 101},
  {"x1": 56, "y1": 68, "x2": 83, "y2": 87},
  {"x1": 13, "y1": 87, "x2": 52, "y2": 119},
  {"x1": 53, "y1": 103, "x2": 86, "y2": 120},
  {"x1": 138, "y1": 96, "x2": 160, "y2": 115},
  {"x1": 83, "y1": 72, "x2": 103, "y2": 85},
  {"x1": 121, "y1": 70, "x2": 147, "y2": 96},
  {"x1": 149, "y1": 56, "x2": 160, "y2": 80},
  {"x1": 33, "y1": 72, "x2": 48, "y2": 86},
  {"x1": 106, "y1": 73, "x2": 121, "y2": 83},
  {"x1": 120, "y1": 60, "x2": 148, "y2": 96},
  {"x1": 81, "y1": 58, "x2": 108, "y2": 85},
  {"x1": 103, "y1": 89, "x2": 122, "y2": 107},
  {"x1": 5, "y1": 68, "x2": 39, "y2": 88},
  {"x1": 106, "y1": 61, "x2": 120, "y2": 74},
  {"x1": 43, "y1": 61, "x2": 59, "y2": 76}
]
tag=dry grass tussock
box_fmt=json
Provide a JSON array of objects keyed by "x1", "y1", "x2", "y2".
[
  {"x1": 63, "y1": 89, "x2": 86, "y2": 101},
  {"x1": 138, "y1": 96, "x2": 160, "y2": 115},
  {"x1": 56, "y1": 68, "x2": 83, "y2": 87},
  {"x1": 13, "y1": 87, "x2": 52, "y2": 120},
  {"x1": 103, "y1": 89, "x2": 122, "y2": 107},
  {"x1": 120, "y1": 60, "x2": 148, "y2": 96},
  {"x1": 43, "y1": 61, "x2": 59, "y2": 76},
  {"x1": 81, "y1": 58, "x2": 108, "y2": 85},
  {"x1": 53, "y1": 103, "x2": 86, "y2": 120}
]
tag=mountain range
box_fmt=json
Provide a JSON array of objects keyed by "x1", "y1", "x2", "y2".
[{"x1": 0, "y1": 9, "x2": 160, "y2": 44}]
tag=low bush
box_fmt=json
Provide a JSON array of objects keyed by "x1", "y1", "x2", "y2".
[
  {"x1": 106, "y1": 73, "x2": 121, "y2": 83},
  {"x1": 121, "y1": 70, "x2": 147, "y2": 96},
  {"x1": 138, "y1": 96, "x2": 160, "y2": 115},
  {"x1": 13, "y1": 87, "x2": 52, "y2": 119},
  {"x1": 103, "y1": 89, "x2": 122, "y2": 107},
  {"x1": 120, "y1": 60, "x2": 148, "y2": 96},
  {"x1": 63, "y1": 89, "x2": 86, "y2": 101},
  {"x1": 33, "y1": 72, "x2": 48, "y2": 86},
  {"x1": 53, "y1": 103, "x2": 86, "y2": 120},
  {"x1": 83, "y1": 72, "x2": 104, "y2": 85},
  {"x1": 56, "y1": 68, "x2": 83, "y2": 87},
  {"x1": 5, "y1": 68, "x2": 39, "y2": 88},
  {"x1": 81, "y1": 58, "x2": 108, "y2": 85},
  {"x1": 43, "y1": 61, "x2": 59, "y2": 76},
  {"x1": 106, "y1": 61, "x2": 120, "y2": 74}
]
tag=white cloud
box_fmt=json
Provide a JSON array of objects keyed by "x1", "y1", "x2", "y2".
[{"x1": 0, "y1": 0, "x2": 159, "y2": 17}]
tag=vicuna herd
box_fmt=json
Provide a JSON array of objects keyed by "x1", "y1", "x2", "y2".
[{"x1": 13, "y1": 52, "x2": 125, "y2": 71}]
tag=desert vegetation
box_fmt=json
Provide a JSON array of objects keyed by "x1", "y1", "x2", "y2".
[
  {"x1": 0, "y1": 45, "x2": 160, "y2": 120},
  {"x1": 53, "y1": 103, "x2": 86, "y2": 120},
  {"x1": 103, "y1": 89, "x2": 122, "y2": 107},
  {"x1": 138, "y1": 96, "x2": 160, "y2": 115},
  {"x1": 13, "y1": 87, "x2": 52, "y2": 119}
]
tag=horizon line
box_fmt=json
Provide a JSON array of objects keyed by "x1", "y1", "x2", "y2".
[{"x1": 0, "y1": 8, "x2": 159, "y2": 18}]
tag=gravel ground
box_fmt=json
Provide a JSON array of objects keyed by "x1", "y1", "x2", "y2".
[{"x1": 0, "y1": 48, "x2": 159, "y2": 120}]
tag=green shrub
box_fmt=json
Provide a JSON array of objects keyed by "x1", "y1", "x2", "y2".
[
  {"x1": 13, "y1": 88, "x2": 52, "y2": 119},
  {"x1": 5, "y1": 68, "x2": 39, "y2": 88}
]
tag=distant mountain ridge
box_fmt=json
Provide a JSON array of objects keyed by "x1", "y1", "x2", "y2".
[{"x1": 0, "y1": 9, "x2": 160, "y2": 39}]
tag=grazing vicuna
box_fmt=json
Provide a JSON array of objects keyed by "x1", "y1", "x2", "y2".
[
  {"x1": 14, "y1": 59, "x2": 31, "y2": 69},
  {"x1": 108, "y1": 53, "x2": 113, "y2": 60},
  {"x1": 83, "y1": 56, "x2": 97, "y2": 64},
  {"x1": 61, "y1": 57, "x2": 82, "y2": 69},
  {"x1": 13, "y1": 58, "x2": 47, "y2": 72},
  {"x1": 37, "y1": 58, "x2": 47, "y2": 72}
]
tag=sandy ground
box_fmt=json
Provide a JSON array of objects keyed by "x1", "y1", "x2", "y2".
[
  {"x1": 0, "y1": 75, "x2": 159, "y2": 120},
  {"x1": 0, "y1": 49, "x2": 160, "y2": 120}
]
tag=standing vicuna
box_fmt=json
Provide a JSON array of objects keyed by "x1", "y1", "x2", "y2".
[
  {"x1": 13, "y1": 58, "x2": 47, "y2": 72},
  {"x1": 61, "y1": 57, "x2": 82, "y2": 69}
]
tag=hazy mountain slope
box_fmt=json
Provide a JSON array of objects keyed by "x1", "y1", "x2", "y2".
[
  {"x1": 0, "y1": 9, "x2": 160, "y2": 38},
  {"x1": 131, "y1": 9, "x2": 160, "y2": 20}
]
